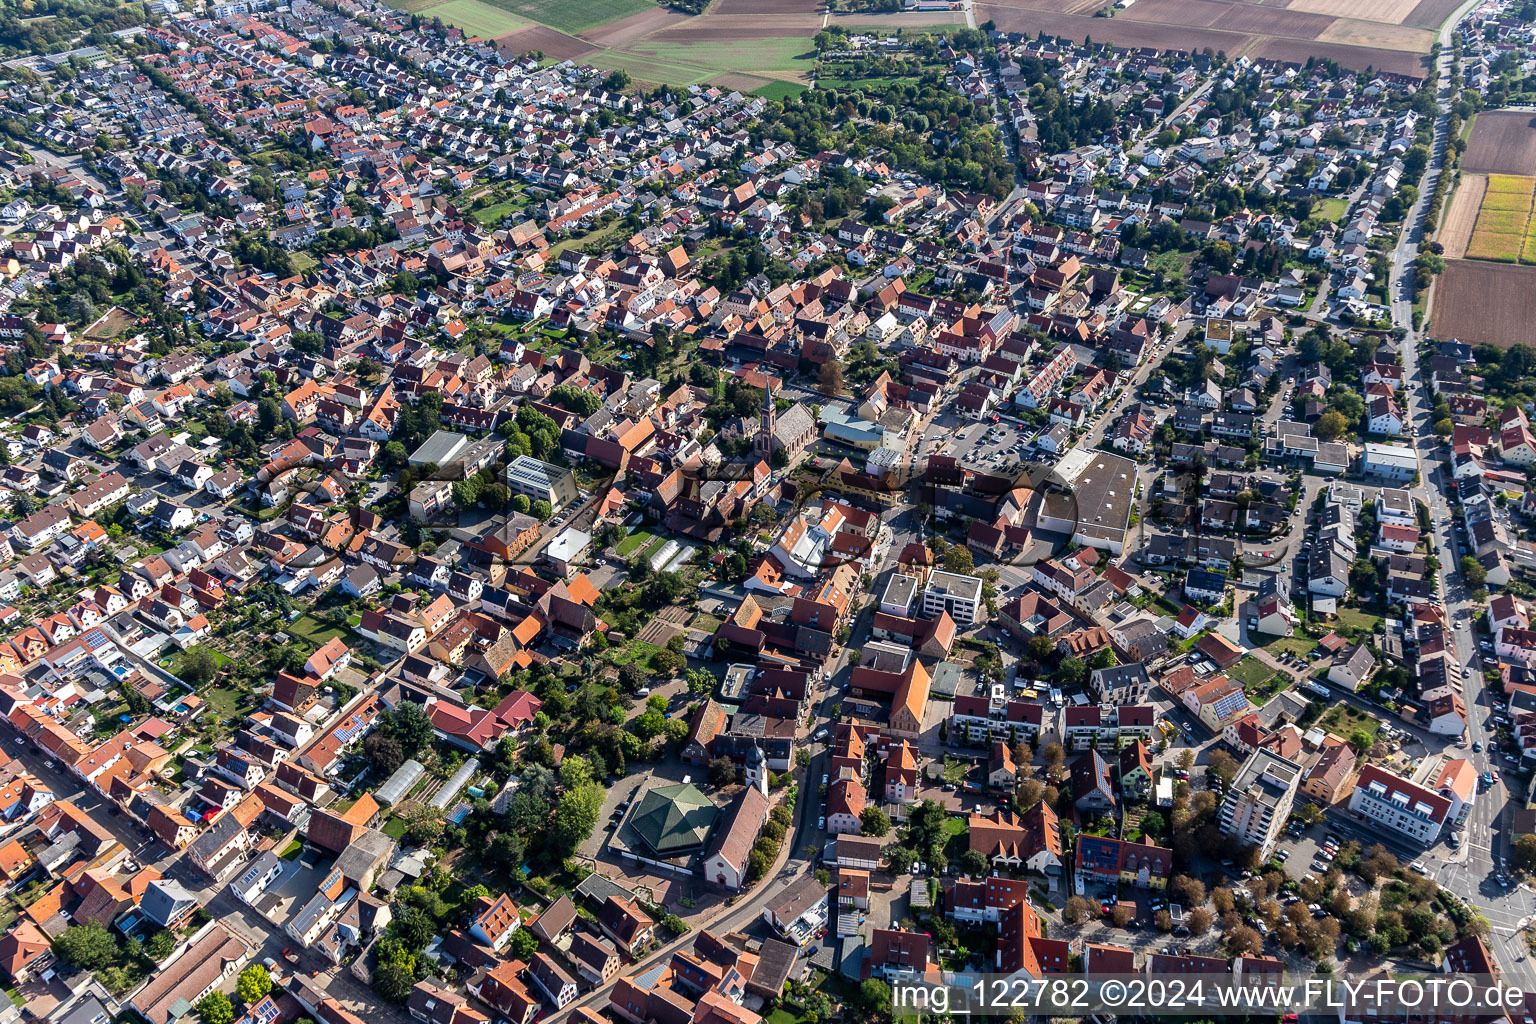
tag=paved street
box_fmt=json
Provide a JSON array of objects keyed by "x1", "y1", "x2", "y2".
[{"x1": 1379, "y1": 0, "x2": 1536, "y2": 989}]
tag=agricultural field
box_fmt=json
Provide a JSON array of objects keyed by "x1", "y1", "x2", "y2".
[
  {"x1": 586, "y1": 36, "x2": 816, "y2": 86},
  {"x1": 486, "y1": 0, "x2": 656, "y2": 34},
  {"x1": 1429, "y1": 259, "x2": 1536, "y2": 349},
  {"x1": 1462, "y1": 110, "x2": 1536, "y2": 176},
  {"x1": 751, "y1": 81, "x2": 807, "y2": 101},
  {"x1": 1460, "y1": 174, "x2": 1536, "y2": 264},
  {"x1": 1437, "y1": 172, "x2": 1486, "y2": 259},
  {"x1": 390, "y1": 0, "x2": 532, "y2": 36},
  {"x1": 976, "y1": 0, "x2": 1436, "y2": 76},
  {"x1": 470, "y1": 0, "x2": 824, "y2": 87}
]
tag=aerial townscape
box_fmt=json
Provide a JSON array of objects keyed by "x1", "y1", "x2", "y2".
[{"x1": 10, "y1": 0, "x2": 1536, "y2": 1022}]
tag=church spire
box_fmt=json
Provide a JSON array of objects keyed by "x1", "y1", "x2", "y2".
[{"x1": 756, "y1": 375, "x2": 776, "y2": 457}]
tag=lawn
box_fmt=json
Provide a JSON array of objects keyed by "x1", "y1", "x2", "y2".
[
  {"x1": 1334, "y1": 608, "x2": 1383, "y2": 637},
  {"x1": 941, "y1": 758, "x2": 969, "y2": 785},
  {"x1": 472, "y1": 199, "x2": 523, "y2": 227},
  {"x1": 751, "y1": 81, "x2": 808, "y2": 101},
  {"x1": 290, "y1": 252, "x2": 317, "y2": 272},
  {"x1": 1319, "y1": 704, "x2": 1380, "y2": 744},
  {"x1": 201, "y1": 684, "x2": 245, "y2": 722},
  {"x1": 479, "y1": 0, "x2": 654, "y2": 34},
  {"x1": 1230, "y1": 656, "x2": 1288, "y2": 701},
  {"x1": 405, "y1": 0, "x2": 532, "y2": 35},
  {"x1": 1148, "y1": 249, "x2": 1190, "y2": 276},
  {"x1": 609, "y1": 639, "x2": 662, "y2": 669},
  {"x1": 1315, "y1": 196, "x2": 1349, "y2": 222},
  {"x1": 1262, "y1": 635, "x2": 1318, "y2": 658},
  {"x1": 382, "y1": 815, "x2": 409, "y2": 840},
  {"x1": 290, "y1": 613, "x2": 346, "y2": 646},
  {"x1": 615, "y1": 529, "x2": 655, "y2": 557}
]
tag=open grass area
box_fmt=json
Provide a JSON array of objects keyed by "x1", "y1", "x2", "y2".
[
  {"x1": 1231, "y1": 647, "x2": 1269, "y2": 680},
  {"x1": 1334, "y1": 607, "x2": 1383, "y2": 637},
  {"x1": 382, "y1": 815, "x2": 409, "y2": 840},
  {"x1": 1319, "y1": 703, "x2": 1380, "y2": 744},
  {"x1": 1262, "y1": 634, "x2": 1319, "y2": 658},
  {"x1": 751, "y1": 81, "x2": 808, "y2": 101},
  {"x1": 414, "y1": 0, "x2": 533, "y2": 35},
  {"x1": 941, "y1": 757, "x2": 969, "y2": 785},
  {"x1": 201, "y1": 684, "x2": 245, "y2": 721},
  {"x1": 472, "y1": 199, "x2": 523, "y2": 227},
  {"x1": 290, "y1": 251, "x2": 317, "y2": 273},
  {"x1": 479, "y1": 0, "x2": 653, "y2": 34},
  {"x1": 615, "y1": 529, "x2": 656, "y2": 556},
  {"x1": 1231, "y1": 656, "x2": 1288, "y2": 701},
  {"x1": 609, "y1": 639, "x2": 662, "y2": 669},
  {"x1": 1314, "y1": 196, "x2": 1349, "y2": 222},
  {"x1": 289, "y1": 613, "x2": 346, "y2": 647}
]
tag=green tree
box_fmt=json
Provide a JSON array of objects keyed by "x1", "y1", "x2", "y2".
[
  {"x1": 531, "y1": 499, "x2": 552, "y2": 521},
  {"x1": 554, "y1": 782, "x2": 604, "y2": 855},
  {"x1": 1461, "y1": 556, "x2": 1487, "y2": 589},
  {"x1": 197, "y1": 993, "x2": 235, "y2": 1024},
  {"x1": 51, "y1": 923, "x2": 118, "y2": 970},
  {"x1": 958, "y1": 848, "x2": 989, "y2": 876},
  {"x1": 237, "y1": 965, "x2": 272, "y2": 1004},
  {"x1": 1315, "y1": 411, "x2": 1348, "y2": 440},
  {"x1": 146, "y1": 929, "x2": 177, "y2": 962},
  {"x1": 943, "y1": 545, "x2": 975, "y2": 575},
  {"x1": 509, "y1": 928, "x2": 538, "y2": 960},
  {"x1": 861, "y1": 806, "x2": 891, "y2": 837},
  {"x1": 384, "y1": 701, "x2": 435, "y2": 757},
  {"x1": 180, "y1": 645, "x2": 220, "y2": 684},
  {"x1": 374, "y1": 944, "x2": 417, "y2": 1003},
  {"x1": 857, "y1": 979, "x2": 892, "y2": 1016}
]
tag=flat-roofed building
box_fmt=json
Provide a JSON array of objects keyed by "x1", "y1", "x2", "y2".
[
  {"x1": 1218, "y1": 748, "x2": 1302, "y2": 859},
  {"x1": 922, "y1": 570, "x2": 982, "y2": 625},
  {"x1": 1042, "y1": 451, "x2": 1136, "y2": 554},
  {"x1": 1363, "y1": 442, "x2": 1418, "y2": 481},
  {"x1": 506, "y1": 456, "x2": 579, "y2": 509}
]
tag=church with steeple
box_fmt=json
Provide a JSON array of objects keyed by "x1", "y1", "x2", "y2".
[{"x1": 754, "y1": 377, "x2": 816, "y2": 462}]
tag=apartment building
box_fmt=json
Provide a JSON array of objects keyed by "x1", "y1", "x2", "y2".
[
  {"x1": 922, "y1": 570, "x2": 982, "y2": 626},
  {"x1": 1347, "y1": 765, "x2": 1450, "y2": 845},
  {"x1": 1218, "y1": 748, "x2": 1302, "y2": 859}
]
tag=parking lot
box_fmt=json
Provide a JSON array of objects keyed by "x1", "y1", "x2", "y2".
[
  {"x1": 943, "y1": 418, "x2": 1041, "y2": 470},
  {"x1": 1271, "y1": 821, "x2": 1339, "y2": 881}
]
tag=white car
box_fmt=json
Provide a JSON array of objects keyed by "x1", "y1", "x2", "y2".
[{"x1": 817, "y1": 816, "x2": 825, "y2": 830}]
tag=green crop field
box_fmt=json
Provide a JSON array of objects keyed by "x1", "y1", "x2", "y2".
[
  {"x1": 1466, "y1": 172, "x2": 1536, "y2": 264},
  {"x1": 480, "y1": 0, "x2": 655, "y2": 34},
  {"x1": 383, "y1": 0, "x2": 532, "y2": 34},
  {"x1": 752, "y1": 81, "x2": 808, "y2": 101}
]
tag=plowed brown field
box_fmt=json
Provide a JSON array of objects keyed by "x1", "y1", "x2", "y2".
[
  {"x1": 1439, "y1": 174, "x2": 1488, "y2": 260},
  {"x1": 1430, "y1": 260, "x2": 1536, "y2": 349},
  {"x1": 1463, "y1": 111, "x2": 1536, "y2": 176}
]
